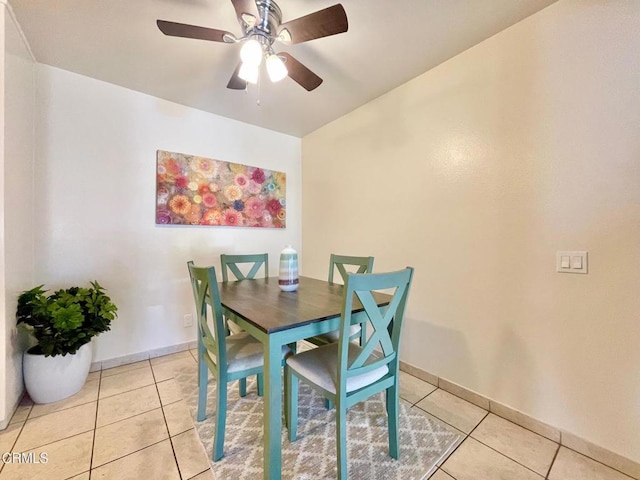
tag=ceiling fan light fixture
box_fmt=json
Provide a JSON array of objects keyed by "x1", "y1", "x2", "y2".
[
  {"x1": 266, "y1": 54, "x2": 288, "y2": 82},
  {"x1": 238, "y1": 62, "x2": 259, "y2": 84},
  {"x1": 240, "y1": 38, "x2": 263, "y2": 66}
]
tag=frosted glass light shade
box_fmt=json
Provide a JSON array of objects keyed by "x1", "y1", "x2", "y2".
[
  {"x1": 238, "y1": 62, "x2": 259, "y2": 84},
  {"x1": 240, "y1": 39, "x2": 262, "y2": 66},
  {"x1": 266, "y1": 54, "x2": 288, "y2": 82}
]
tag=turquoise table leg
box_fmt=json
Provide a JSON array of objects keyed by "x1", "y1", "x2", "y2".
[{"x1": 263, "y1": 336, "x2": 283, "y2": 480}]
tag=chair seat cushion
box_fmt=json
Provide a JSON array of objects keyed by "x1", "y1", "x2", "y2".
[
  {"x1": 311, "y1": 324, "x2": 361, "y2": 344},
  {"x1": 226, "y1": 332, "x2": 290, "y2": 373},
  {"x1": 286, "y1": 342, "x2": 388, "y2": 394}
]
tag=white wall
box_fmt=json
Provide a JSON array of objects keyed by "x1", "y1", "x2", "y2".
[
  {"x1": 302, "y1": 0, "x2": 640, "y2": 463},
  {"x1": 35, "y1": 65, "x2": 301, "y2": 363},
  {"x1": 0, "y1": 0, "x2": 35, "y2": 427}
]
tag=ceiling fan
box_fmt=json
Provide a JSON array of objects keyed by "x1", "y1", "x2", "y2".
[{"x1": 157, "y1": 0, "x2": 348, "y2": 92}]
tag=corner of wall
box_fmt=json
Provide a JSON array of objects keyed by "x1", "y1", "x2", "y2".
[
  {"x1": 1, "y1": 0, "x2": 36, "y2": 426},
  {"x1": 3, "y1": 1, "x2": 36, "y2": 63}
]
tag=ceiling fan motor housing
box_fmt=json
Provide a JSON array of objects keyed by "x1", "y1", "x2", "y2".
[{"x1": 247, "y1": 0, "x2": 282, "y2": 46}]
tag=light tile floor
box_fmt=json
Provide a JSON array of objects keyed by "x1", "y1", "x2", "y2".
[{"x1": 0, "y1": 349, "x2": 636, "y2": 480}]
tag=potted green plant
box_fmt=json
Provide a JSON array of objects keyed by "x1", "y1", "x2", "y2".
[{"x1": 17, "y1": 281, "x2": 118, "y2": 403}]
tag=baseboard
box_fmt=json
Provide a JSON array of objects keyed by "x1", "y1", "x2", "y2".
[
  {"x1": 0, "y1": 391, "x2": 24, "y2": 430},
  {"x1": 399, "y1": 360, "x2": 640, "y2": 480},
  {"x1": 90, "y1": 341, "x2": 198, "y2": 372}
]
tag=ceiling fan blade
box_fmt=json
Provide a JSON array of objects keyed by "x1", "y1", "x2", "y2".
[
  {"x1": 278, "y1": 4, "x2": 348, "y2": 45},
  {"x1": 157, "y1": 20, "x2": 233, "y2": 43},
  {"x1": 231, "y1": 0, "x2": 260, "y2": 25},
  {"x1": 227, "y1": 62, "x2": 247, "y2": 90},
  {"x1": 278, "y1": 52, "x2": 323, "y2": 91}
]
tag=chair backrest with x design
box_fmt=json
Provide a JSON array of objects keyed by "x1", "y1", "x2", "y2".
[
  {"x1": 187, "y1": 261, "x2": 228, "y2": 370},
  {"x1": 337, "y1": 267, "x2": 414, "y2": 391},
  {"x1": 328, "y1": 254, "x2": 374, "y2": 284},
  {"x1": 220, "y1": 253, "x2": 269, "y2": 282}
]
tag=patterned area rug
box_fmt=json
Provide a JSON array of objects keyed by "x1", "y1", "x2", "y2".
[{"x1": 174, "y1": 366, "x2": 461, "y2": 480}]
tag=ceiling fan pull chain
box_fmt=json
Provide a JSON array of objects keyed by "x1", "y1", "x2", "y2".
[{"x1": 256, "y1": 69, "x2": 262, "y2": 106}]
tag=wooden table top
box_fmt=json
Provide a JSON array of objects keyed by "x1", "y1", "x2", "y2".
[{"x1": 218, "y1": 276, "x2": 391, "y2": 334}]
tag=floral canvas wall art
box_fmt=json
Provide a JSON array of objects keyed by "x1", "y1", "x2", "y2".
[{"x1": 156, "y1": 150, "x2": 286, "y2": 228}]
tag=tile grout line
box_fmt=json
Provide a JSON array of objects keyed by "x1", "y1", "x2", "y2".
[
  {"x1": 437, "y1": 436, "x2": 468, "y2": 478},
  {"x1": 545, "y1": 442, "x2": 561, "y2": 479},
  {"x1": 488, "y1": 402, "x2": 560, "y2": 445},
  {"x1": 153, "y1": 365, "x2": 185, "y2": 480},
  {"x1": 411, "y1": 375, "x2": 574, "y2": 479},
  {"x1": 4, "y1": 406, "x2": 97, "y2": 462},
  {"x1": 99, "y1": 359, "x2": 152, "y2": 378},
  {"x1": 464, "y1": 409, "x2": 553, "y2": 479},
  {"x1": 187, "y1": 467, "x2": 212, "y2": 480},
  {"x1": 92, "y1": 384, "x2": 164, "y2": 429},
  {"x1": 418, "y1": 388, "x2": 483, "y2": 478},
  {"x1": 433, "y1": 467, "x2": 457, "y2": 480},
  {"x1": 470, "y1": 433, "x2": 549, "y2": 478},
  {"x1": 0, "y1": 402, "x2": 30, "y2": 475},
  {"x1": 89, "y1": 438, "x2": 170, "y2": 473},
  {"x1": 98, "y1": 380, "x2": 157, "y2": 402},
  {"x1": 412, "y1": 386, "x2": 488, "y2": 436},
  {"x1": 408, "y1": 385, "x2": 437, "y2": 406},
  {"x1": 402, "y1": 368, "x2": 640, "y2": 479},
  {"x1": 2, "y1": 354, "x2": 194, "y2": 479},
  {"x1": 428, "y1": 398, "x2": 560, "y2": 478},
  {"x1": 88, "y1": 372, "x2": 181, "y2": 474},
  {"x1": 557, "y1": 444, "x2": 639, "y2": 480},
  {"x1": 412, "y1": 372, "x2": 554, "y2": 444},
  {"x1": 88, "y1": 369, "x2": 102, "y2": 479},
  {"x1": 90, "y1": 364, "x2": 178, "y2": 475},
  {"x1": 28, "y1": 378, "x2": 151, "y2": 421}
]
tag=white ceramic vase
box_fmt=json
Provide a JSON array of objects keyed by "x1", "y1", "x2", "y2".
[
  {"x1": 23, "y1": 342, "x2": 93, "y2": 404},
  {"x1": 278, "y1": 244, "x2": 299, "y2": 291}
]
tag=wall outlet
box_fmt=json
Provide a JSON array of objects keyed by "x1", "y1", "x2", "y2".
[{"x1": 183, "y1": 314, "x2": 193, "y2": 327}]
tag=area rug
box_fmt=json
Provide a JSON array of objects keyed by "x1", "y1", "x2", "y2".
[{"x1": 174, "y1": 366, "x2": 461, "y2": 480}]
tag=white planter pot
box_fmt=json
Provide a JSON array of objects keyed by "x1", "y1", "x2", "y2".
[{"x1": 23, "y1": 342, "x2": 93, "y2": 404}]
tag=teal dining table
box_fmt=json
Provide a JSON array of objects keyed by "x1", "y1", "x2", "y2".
[{"x1": 218, "y1": 275, "x2": 391, "y2": 480}]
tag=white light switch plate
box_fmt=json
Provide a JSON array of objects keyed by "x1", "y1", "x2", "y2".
[{"x1": 556, "y1": 251, "x2": 588, "y2": 274}]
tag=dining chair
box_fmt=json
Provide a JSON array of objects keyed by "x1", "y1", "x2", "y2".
[
  {"x1": 285, "y1": 267, "x2": 414, "y2": 480},
  {"x1": 220, "y1": 253, "x2": 269, "y2": 338},
  {"x1": 307, "y1": 254, "x2": 374, "y2": 346},
  {"x1": 187, "y1": 261, "x2": 290, "y2": 461}
]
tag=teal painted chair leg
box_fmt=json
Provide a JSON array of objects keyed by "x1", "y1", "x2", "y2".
[
  {"x1": 336, "y1": 402, "x2": 348, "y2": 480},
  {"x1": 387, "y1": 385, "x2": 400, "y2": 459},
  {"x1": 239, "y1": 377, "x2": 247, "y2": 397},
  {"x1": 257, "y1": 373, "x2": 264, "y2": 397},
  {"x1": 324, "y1": 399, "x2": 334, "y2": 410},
  {"x1": 385, "y1": 385, "x2": 391, "y2": 416},
  {"x1": 213, "y1": 376, "x2": 228, "y2": 461},
  {"x1": 283, "y1": 368, "x2": 289, "y2": 430},
  {"x1": 196, "y1": 359, "x2": 208, "y2": 422},
  {"x1": 286, "y1": 368, "x2": 298, "y2": 441}
]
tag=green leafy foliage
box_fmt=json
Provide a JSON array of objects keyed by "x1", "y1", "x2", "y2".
[{"x1": 16, "y1": 281, "x2": 118, "y2": 357}]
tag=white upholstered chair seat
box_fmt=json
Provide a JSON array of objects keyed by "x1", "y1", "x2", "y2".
[
  {"x1": 286, "y1": 342, "x2": 388, "y2": 394},
  {"x1": 222, "y1": 332, "x2": 290, "y2": 374}
]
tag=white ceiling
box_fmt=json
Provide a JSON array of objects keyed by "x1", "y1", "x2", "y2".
[{"x1": 9, "y1": 0, "x2": 557, "y2": 137}]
